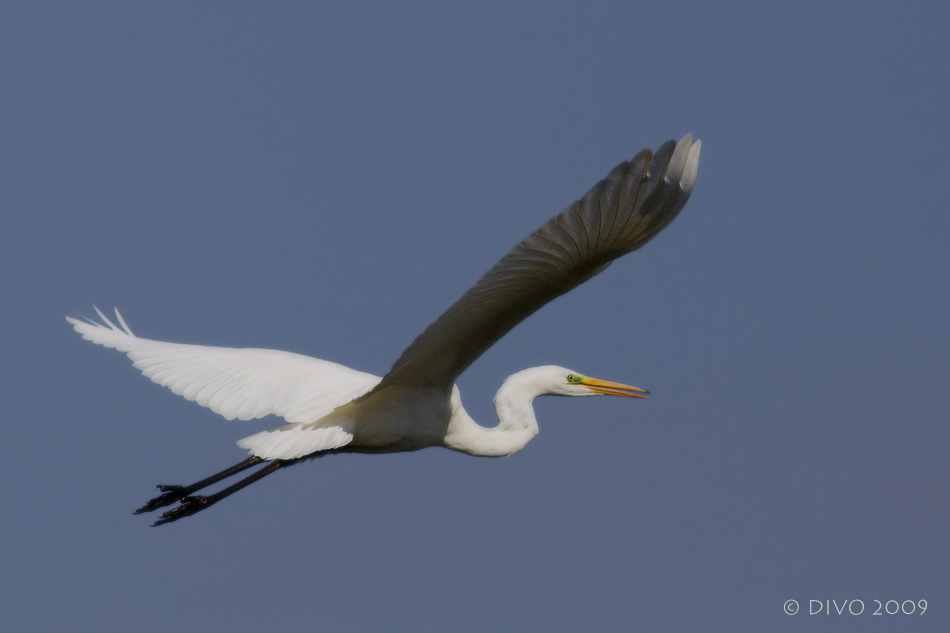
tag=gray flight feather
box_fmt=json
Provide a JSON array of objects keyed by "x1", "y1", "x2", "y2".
[{"x1": 377, "y1": 134, "x2": 700, "y2": 391}]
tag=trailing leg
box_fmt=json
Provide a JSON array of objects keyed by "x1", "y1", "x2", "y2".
[
  {"x1": 151, "y1": 458, "x2": 300, "y2": 527},
  {"x1": 134, "y1": 456, "x2": 265, "y2": 515}
]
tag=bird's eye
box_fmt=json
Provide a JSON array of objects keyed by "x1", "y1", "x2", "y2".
[{"x1": 567, "y1": 374, "x2": 582, "y2": 384}]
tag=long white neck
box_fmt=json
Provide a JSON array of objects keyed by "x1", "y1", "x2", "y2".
[{"x1": 442, "y1": 369, "x2": 548, "y2": 457}]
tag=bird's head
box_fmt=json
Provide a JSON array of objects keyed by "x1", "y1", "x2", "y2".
[{"x1": 513, "y1": 365, "x2": 650, "y2": 399}]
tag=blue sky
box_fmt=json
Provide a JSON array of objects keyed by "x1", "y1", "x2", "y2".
[{"x1": 2, "y1": 2, "x2": 949, "y2": 631}]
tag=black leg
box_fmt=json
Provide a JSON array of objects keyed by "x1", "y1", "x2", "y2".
[
  {"x1": 151, "y1": 458, "x2": 299, "y2": 527},
  {"x1": 134, "y1": 456, "x2": 265, "y2": 515}
]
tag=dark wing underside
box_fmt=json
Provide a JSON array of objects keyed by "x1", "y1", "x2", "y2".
[{"x1": 376, "y1": 134, "x2": 700, "y2": 391}]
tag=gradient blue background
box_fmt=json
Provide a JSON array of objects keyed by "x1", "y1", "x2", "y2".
[{"x1": 3, "y1": 2, "x2": 948, "y2": 631}]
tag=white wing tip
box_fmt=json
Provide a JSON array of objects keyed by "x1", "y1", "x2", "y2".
[
  {"x1": 665, "y1": 133, "x2": 701, "y2": 193},
  {"x1": 681, "y1": 137, "x2": 701, "y2": 194},
  {"x1": 67, "y1": 306, "x2": 135, "y2": 335},
  {"x1": 67, "y1": 306, "x2": 136, "y2": 347}
]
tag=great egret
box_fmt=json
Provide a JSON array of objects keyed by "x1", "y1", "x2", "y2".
[{"x1": 69, "y1": 134, "x2": 700, "y2": 526}]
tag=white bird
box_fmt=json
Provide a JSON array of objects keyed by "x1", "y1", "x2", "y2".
[{"x1": 69, "y1": 135, "x2": 700, "y2": 525}]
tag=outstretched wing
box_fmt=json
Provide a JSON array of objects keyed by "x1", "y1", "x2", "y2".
[
  {"x1": 67, "y1": 308, "x2": 380, "y2": 427},
  {"x1": 378, "y1": 134, "x2": 700, "y2": 390}
]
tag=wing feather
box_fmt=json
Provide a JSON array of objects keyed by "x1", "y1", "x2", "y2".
[
  {"x1": 378, "y1": 135, "x2": 700, "y2": 390},
  {"x1": 66, "y1": 309, "x2": 380, "y2": 425},
  {"x1": 236, "y1": 420, "x2": 355, "y2": 460}
]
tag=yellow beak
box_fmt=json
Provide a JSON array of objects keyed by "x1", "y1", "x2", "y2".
[{"x1": 581, "y1": 376, "x2": 650, "y2": 398}]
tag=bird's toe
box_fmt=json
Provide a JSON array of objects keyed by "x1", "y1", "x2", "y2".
[{"x1": 133, "y1": 485, "x2": 190, "y2": 514}]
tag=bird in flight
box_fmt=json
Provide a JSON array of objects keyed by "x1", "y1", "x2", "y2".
[{"x1": 69, "y1": 134, "x2": 700, "y2": 526}]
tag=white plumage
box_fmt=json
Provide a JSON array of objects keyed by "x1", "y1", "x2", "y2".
[{"x1": 67, "y1": 307, "x2": 380, "y2": 458}]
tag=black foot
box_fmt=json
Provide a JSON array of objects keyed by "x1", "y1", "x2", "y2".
[
  {"x1": 152, "y1": 496, "x2": 216, "y2": 527},
  {"x1": 137, "y1": 456, "x2": 294, "y2": 526},
  {"x1": 134, "y1": 485, "x2": 192, "y2": 514},
  {"x1": 133, "y1": 456, "x2": 266, "y2": 519}
]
